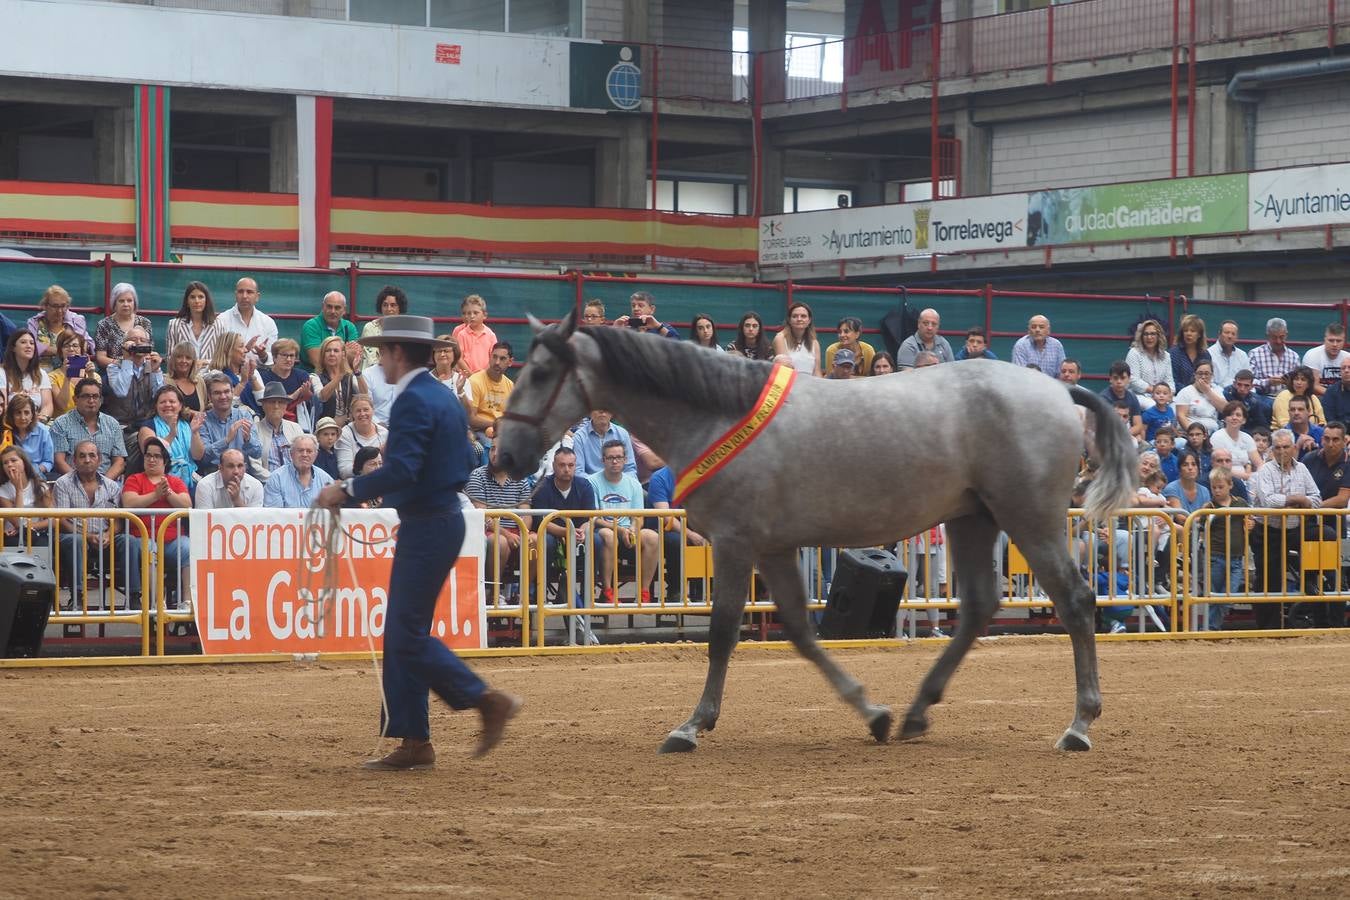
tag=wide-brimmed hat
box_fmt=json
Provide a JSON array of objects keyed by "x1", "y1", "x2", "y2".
[
  {"x1": 358, "y1": 315, "x2": 453, "y2": 349},
  {"x1": 260, "y1": 381, "x2": 290, "y2": 403}
]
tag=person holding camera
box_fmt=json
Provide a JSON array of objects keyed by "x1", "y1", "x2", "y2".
[
  {"x1": 104, "y1": 326, "x2": 163, "y2": 467},
  {"x1": 94, "y1": 283, "x2": 153, "y2": 370},
  {"x1": 613, "y1": 290, "x2": 679, "y2": 339}
]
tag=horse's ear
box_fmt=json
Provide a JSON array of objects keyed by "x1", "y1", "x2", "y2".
[
  {"x1": 557, "y1": 307, "x2": 578, "y2": 338},
  {"x1": 527, "y1": 313, "x2": 547, "y2": 334}
]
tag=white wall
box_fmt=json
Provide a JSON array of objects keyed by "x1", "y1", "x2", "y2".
[
  {"x1": 1255, "y1": 82, "x2": 1350, "y2": 170},
  {"x1": 990, "y1": 106, "x2": 1189, "y2": 193}
]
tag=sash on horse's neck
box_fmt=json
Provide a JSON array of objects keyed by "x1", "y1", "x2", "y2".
[{"x1": 674, "y1": 363, "x2": 796, "y2": 504}]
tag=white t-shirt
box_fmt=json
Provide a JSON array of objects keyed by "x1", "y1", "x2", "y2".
[
  {"x1": 1210, "y1": 428, "x2": 1259, "y2": 477},
  {"x1": 1302, "y1": 345, "x2": 1349, "y2": 388},
  {"x1": 1174, "y1": 384, "x2": 1220, "y2": 432},
  {"x1": 0, "y1": 368, "x2": 52, "y2": 403}
]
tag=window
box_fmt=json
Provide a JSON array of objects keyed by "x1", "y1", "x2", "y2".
[
  {"x1": 349, "y1": 0, "x2": 424, "y2": 26},
  {"x1": 349, "y1": 0, "x2": 581, "y2": 36},
  {"x1": 1001, "y1": 0, "x2": 1070, "y2": 11},
  {"x1": 733, "y1": 28, "x2": 844, "y2": 85}
]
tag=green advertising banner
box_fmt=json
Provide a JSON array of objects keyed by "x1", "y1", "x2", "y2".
[{"x1": 1025, "y1": 174, "x2": 1247, "y2": 246}]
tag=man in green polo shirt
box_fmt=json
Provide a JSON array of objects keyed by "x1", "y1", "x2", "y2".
[{"x1": 300, "y1": 291, "x2": 360, "y2": 371}]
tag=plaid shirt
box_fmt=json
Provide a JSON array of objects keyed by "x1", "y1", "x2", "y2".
[
  {"x1": 49, "y1": 410, "x2": 127, "y2": 475},
  {"x1": 1247, "y1": 343, "x2": 1301, "y2": 396},
  {"x1": 53, "y1": 471, "x2": 122, "y2": 535}
]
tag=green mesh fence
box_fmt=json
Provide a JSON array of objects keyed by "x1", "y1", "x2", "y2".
[
  {"x1": 0, "y1": 260, "x2": 106, "y2": 320},
  {"x1": 579, "y1": 278, "x2": 783, "y2": 348},
  {"x1": 989, "y1": 293, "x2": 1169, "y2": 378},
  {"x1": 1188, "y1": 300, "x2": 1339, "y2": 359},
  {"x1": 790, "y1": 287, "x2": 986, "y2": 353}
]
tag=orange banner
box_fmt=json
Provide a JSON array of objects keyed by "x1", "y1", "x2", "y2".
[{"x1": 189, "y1": 508, "x2": 486, "y2": 654}]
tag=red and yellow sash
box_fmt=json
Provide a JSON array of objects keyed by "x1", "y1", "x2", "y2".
[{"x1": 674, "y1": 364, "x2": 796, "y2": 504}]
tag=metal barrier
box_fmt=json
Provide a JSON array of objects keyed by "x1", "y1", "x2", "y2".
[{"x1": 483, "y1": 509, "x2": 535, "y2": 648}]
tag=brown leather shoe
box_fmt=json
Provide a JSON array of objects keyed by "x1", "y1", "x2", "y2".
[
  {"x1": 361, "y1": 740, "x2": 435, "y2": 771},
  {"x1": 473, "y1": 690, "x2": 523, "y2": 759}
]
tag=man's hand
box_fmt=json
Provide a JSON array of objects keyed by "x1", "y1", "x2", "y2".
[
  {"x1": 1296, "y1": 433, "x2": 1317, "y2": 452},
  {"x1": 225, "y1": 476, "x2": 242, "y2": 504},
  {"x1": 314, "y1": 483, "x2": 347, "y2": 512},
  {"x1": 191, "y1": 411, "x2": 206, "y2": 434},
  {"x1": 619, "y1": 526, "x2": 635, "y2": 548}
]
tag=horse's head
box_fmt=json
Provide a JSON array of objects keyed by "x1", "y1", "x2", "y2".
[{"x1": 497, "y1": 309, "x2": 594, "y2": 479}]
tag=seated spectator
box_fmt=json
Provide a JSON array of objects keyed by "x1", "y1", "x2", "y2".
[
  {"x1": 615, "y1": 290, "x2": 680, "y2": 339},
  {"x1": 1297, "y1": 420, "x2": 1350, "y2": 629},
  {"x1": 300, "y1": 291, "x2": 359, "y2": 372},
  {"x1": 826, "y1": 316, "x2": 878, "y2": 374},
  {"x1": 588, "y1": 439, "x2": 658, "y2": 604},
  {"x1": 360, "y1": 346, "x2": 394, "y2": 426},
  {"x1": 259, "y1": 338, "x2": 317, "y2": 431},
  {"x1": 771, "y1": 302, "x2": 821, "y2": 376},
  {"x1": 1169, "y1": 313, "x2": 1211, "y2": 391},
  {"x1": 104, "y1": 325, "x2": 163, "y2": 466},
  {"x1": 1163, "y1": 449, "x2": 1211, "y2": 529},
  {"x1": 139, "y1": 385, "x2": 197, "y2": 486},
  {"x1": 165, "y1": 280, "x2": 220, "y2": 364},
  {"x1": 1012, "y1": 315, "x2": 1066, "y2": 376},
  {"x1": 164, "y1": 341, "x2": 205, "y2": 413},
  {"x1": 313, "y1": 416, "x2": 341, "y2": 479},
  {"x1": 195, "y1": 448, "x2": 264, "y2": 509},
  {"x1": 1126, "y1": 319, "x2": 1173, "y2": 400},
  {"x1": 1141, "y1": 382, "x2": 1178, "y2": 442},
  {"x1": 55, "y1": 440, "x2": 141, "y2": 610},
  {"x1": 1183, "y1": 423, "x2": 1212, "y2": 479},
  {"x1": 1099, "y1": 360, "x2": 1145, "y2": 440},
  {"x1": 1202, "y1": 467, "x2": 1252, "y2": 631},
  {"x1": 335, "y1": 395, "x2": 388, "y2": 479},
  {"x1": 581, "y1": 298, "x2": 607, "y2": 326},
  {"x1": 1175, "y1": 359, "x2": 1225, "y2": 434},
  {"x1": 689, "y1": 314, "x2": 722, "y2": 350},
  {"x1": 0, "y1": 445, "x2": 51, "y2": 548},
  {"x1": 871, "y1": 352, "x2": 897, "y2": 375},
  {"x1": 207, "y1": 331, "x2": 265, "y2": 410},
  {"x1": 193, "y1": 372, "x2": 261, "y2": 477},
  {"x1": 1250, "y1": 430, "x2": 1323, "y2": 628},
  {"x1": 1202, "y1": 447, "x2": 1251, "y2": 500},
  {"x1": 94, "y1": 283, "x2": 153, "y2": 370},
  {"x1": 430, "y1": 335, "x2": 474, "y2": 414},
  {"x1": 1272, "y1": 365, "x2": 1325, "y2": 428},
  {"x1": 49, "y1": 328, "x2": 99, "y2": 418},
  {"x1": 529, "y1": 446, "x2": 598, "y2": 609},
  {"x1": 1114, "y1": 401, "x2": 1148, "y2": 452},
  {"x1": 466, "y1": 445, "x2": 534, "y2": 602},
  {"x1": 571, "y1": 409, "x2": 636, "y2": 477},
  {"x1": 51, "y1": 379, "x2": 126, "y2": 478},
  {"x1": 1302, "y1": 323, "x2": 1348, "y2": 392},
  {"x1": 726, "y1": 312, "x2": 774, "y2": 361},
  {"x1": 1322, "y1": 357, "x2": 1350, "y2": 423},
  {"x1": 912, "y1": 351, "x2": 941, "y2": 369},
  {"x1": 1059, "y1": 358, "x2": 1083, "y2": 386},
  {"x1": 1, "y1": 329, "x2": 55, "y2": 421},
  {"x1": 1209, "y1": 319, "x2": 1248, "y2": 388},
  {"x1": 825, "y1": 347, "x2": 857, "y2": 379},
  {"x1": 1154, "y1": 427, "x2": 1181, "y2": 482},
  {"x1": 466, "y1": 342, "x2": 514, "y2": 445},
  {"x1": 347, "y1": 447, "x2": 384, "y2": 508},
  {"x1": 360, "y1": 284, "x2": 406, "y2": 370},
  {"x1": 955, "y1": 326, "x2": 997, "y2": 361},
  {"x1": 1223, "y1": 369, "x2": 1273, "y2": 432},
  {"x1": 28, "y1": 284, "x2": 93, "y2": 373},
  {"x1": 895, "y1": 308, "x2": 953, "y2": 369},
  {"x1": 122, "y1": 436, "x2": 191, "y2": 604},
  {"x1": 253, "y1": 381, "x2": 306, "y2": 483},
  {"x1": 648, "y1": 455, "x2": 708, "y2": 602},
  {"x1": 1278, "y1": 395, "x2": 1323, "y2": 456},
  {"x1": 311, "y1": 335, "x2": 367, "y2": 428},
  {"x1": 452, "y1": 293, "x2": 498, "y2": 374},
  {"x1": 1249, "y1": 317, "x2": 1300, "y2": 404},
  {"x1": 262, "y1": 435, "x2": 334, "y2": 508},
  {"x1": 5, "y1": 394, "x2": 53, "y2": 478}
]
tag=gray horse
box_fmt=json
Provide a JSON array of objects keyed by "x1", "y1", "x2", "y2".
[{"x1": 497, "y1": 312, "x2": 1135, "y2": 753}]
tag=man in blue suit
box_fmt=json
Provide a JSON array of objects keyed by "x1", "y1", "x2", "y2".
[{"x1": 317, "y1": 315, "x2": 521, "y2": 771}]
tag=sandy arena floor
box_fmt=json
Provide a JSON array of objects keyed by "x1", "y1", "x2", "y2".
[{"x1": 2, "y1": 635, "x2": 1349, "y2": 899}]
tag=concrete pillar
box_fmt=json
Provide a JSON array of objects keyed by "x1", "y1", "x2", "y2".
[
  {"x1": 760, "y1": 146, "x2": 785, "y2": 215},
  {"x1": 0, "y1": 132, "x2": 18, "y2": 180},
  {"x1": 1191, "y1": 84, "x2": 1244, "y2": 175},
  {"x1": 617, "y1": 117, "x2": 649, "y2": 209},
  {"x1": 748, "y1": 0, "x2": 787, "y2": 103},
  {"x1": 952, "y1": 104, "x2": 991, "y2": 196},
  {"x1": 623, "y1": 0, "x2": 650, "y2": 43},
  {"x1": 269, "y1": 115, "x2": 298, "y2": 193},
  {"x1": 1193, "y1": 268, "x2": 1246, "y2": 303},
  {"x1": 92, "y1": 106, "x2": 135, "y2": 185}
]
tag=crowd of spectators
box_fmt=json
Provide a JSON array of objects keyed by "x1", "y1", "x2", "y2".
[{"x1": 0, "y1": 281, "x2": 1344, "y2": 634}]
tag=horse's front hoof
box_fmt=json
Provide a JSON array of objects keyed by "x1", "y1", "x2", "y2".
[
  {"x1": 867, "y1": 708, "x2": 893, "y2": 744},
  {"x1": 898, "y1": 714, "x2": 929, "y2": 742},
  {"x1": 1055, "y1": 729, "x2": 1092, "y2": 752},
  {"x1": 658, "y1": 734, "x2": 697, "y2": 754}
]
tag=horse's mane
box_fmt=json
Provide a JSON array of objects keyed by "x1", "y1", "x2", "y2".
[{"x1": 580, "y1": 324, "x2": 772, "y2": 416}]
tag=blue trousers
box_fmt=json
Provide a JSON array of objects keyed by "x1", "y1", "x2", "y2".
[{"x1": 381, "y1": 511, "x2": 486, "y2": 740}]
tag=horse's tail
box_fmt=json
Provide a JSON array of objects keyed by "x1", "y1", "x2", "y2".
[{"x1": 1070, "y1": 385, "x2": 1135, "y2": 523}]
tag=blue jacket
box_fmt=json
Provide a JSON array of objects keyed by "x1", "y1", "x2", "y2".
[{"x1": 349, "y1": 370, "x2": 474, "y2": 515}]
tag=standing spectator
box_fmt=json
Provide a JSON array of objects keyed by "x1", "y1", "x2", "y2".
[
  {"x1": 1169, "y1": 314, "x2": 1211, "y2": 391},
  {"x1": 1272, "y1": 366, "x2": 1325, "y2": 428},
  {"x1": 165, "y1": 280, "x2": 220, "y2": 364},
  {"x1": 1302, "y1": 323, "x2": 1348, "y2": 392},
  {"x1": 466, "y1": 342, "x2": 514, "y2": 446},
  {"x1": 93, "y1": 282, "x2": 153, "y2": 370},
  {"x1": 139, "y1": 384, "x2": 197, "y2": 486},
  {"x1": 0, "y1": 446, "x2": 51, "y2": 549},
  {"x1": 49, "y1": 328, "x2": 99, "y2": 418},
  {"x1": 208, "y1": 332, "x2": 265, "y2": 409},
  {"x1": 312, "y1": 336, "x2": 367, "y2": 428},
  {"x1": 689, "y1": 314, "x2": 721, "y2": 350},
  {"x1": 55, "y1": 441, "x2": 140, "y2": 610},
  {"x1": 1223, "y1": 369, "x2": 1273, "y2": 432},
  {"x1": 122, "y1": 436, "x2": 191, "y2": 603},
  {"x1": 771, "y1": 302, "x2": 821, "y2": 377},
  {"x1": 164, "y1": 342, "x2": 205, "y2": 413},
  {"x1": 51, "y1": 379, "x2": 125, "y2": 478},
  {"x1": 1175, "y1": 359, "x2": 1226, "y2": 434},
  {"x1": 1, "y1": 330, "x2": 55, "y2": 421},
  {"x1": 253, "y1": 382, "x2": 306, "y2": 483},
  {"x1": 615, "y1": 290, "x2": 680, "y2": 339},
  {"x1": 27, "y1": 285, "x2": 93, "y2": 372},
  {"x1": 1011, "y1": 315, "x2": 1066, "y2": 376},
  {"x1": 262, "y1": 435, "x2": 334, "y2": 508},
  {"x1": 217, "y1": 276, "x2": 278, "y2": 365},
  {"x1": 1202, "y1": 467, "x2": 1251, "y2": 631},
  {"x1": 827, "y1": 316, "x2": 878, "y2": 374},
  {"x1": 258, "y1": 338, "x2": 316, "y2": 431},
  {"x1": 195, "y1": 448, "x2": 264, "y2": 510},
  {"x1": 194, "y1": 372, "x2": 261, "y2": 477},
  {"x1": 1250, "y1": 430, "x2": 1323, "y2": 628},
  {"x1": 429, "y1": 335, "x2": 473, "y2": 414},
  {"x1": 895, "y1": 308, "x2": 953, "y2": 369},
  {"x1": 955, "y1": 327, "x2": 997, "y2": 361},
  {"x1": 300, "y1": 291, "x2": 359, "y2": 372},
  {"x1": 466, "y1": 445, "x2": 534, "y2": 601},
  {"x1": 312, "y1": 416, "x2": 341, "y2": 480},
  {"x1": 1125, "y1": 319, "x2": 1173, "y2": 400},
  {"x1": 5, "y1": 394, "x2": 53, "y2": 478},
  {"x1": 336, "y1": 395, "x2": 388, "y2": 479},
  {"x1": 1322, "y1": 358, "x2": 1350, "y2": 423},
  {"x1": 451, "y1": 294, "x2": 498, "y2": 375},
  {"x1": 588, "y1": 439, "x2": 659, "y2": 605},
  {"x1": 103, "y1": 326, "x2": 162, "y2": 466},
  {"x1": 1208, "y1": 320, "x2": 1249, "y2": 389},
  {"x1": 1247, "y1": 317, "x2": 1301, "y2": 403},
  {"x1": 360, "y1": 284, "x2": 406, "y2": 370},
  {"x1": 1209, "y1": 404, "x2": 1262, "y2": 480},
  {"x1": 571, "y1": 409, "x2": 636, "y2": 477},
  {"x1": 726, "y1": 312, "x2": 774, "y2": 361}
]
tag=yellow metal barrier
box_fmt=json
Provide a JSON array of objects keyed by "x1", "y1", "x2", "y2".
[
  {"x1": 483, "y1": 509, "x2": 534, "y2": 648},
  {"x1": 152, "y1": 509, "x2": 192, "y2": 654}
]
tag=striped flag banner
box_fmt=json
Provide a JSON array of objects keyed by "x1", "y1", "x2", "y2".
[{"x1": 134, "y1": 85, "x2": 171, "y2": 262}]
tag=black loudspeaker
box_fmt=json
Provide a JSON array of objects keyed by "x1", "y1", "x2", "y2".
[
  {"x1": 0, "y1": 551, "x2": 56, "y2": 658},
  {"x1": 818, "y1": 548, "x2": 907, "y2": 639}
]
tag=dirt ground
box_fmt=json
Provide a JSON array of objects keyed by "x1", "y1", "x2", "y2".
[{"x1": 2, "y1": 635, "x2": 1349, "y2": 899}]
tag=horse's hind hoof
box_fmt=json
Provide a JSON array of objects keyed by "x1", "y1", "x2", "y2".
[
  {"x1": 658, "y1": 734, "x2": 697, "y2": 754},
  {"x1": 898, "y1": 715, "x2": 929, "y2": 742},
  {"x1": 1055, "y1": 729, "x2": 1092, "y2": 752},
  {"x1": 867, "y1": 708, "x2": 893, "y2": 744}
]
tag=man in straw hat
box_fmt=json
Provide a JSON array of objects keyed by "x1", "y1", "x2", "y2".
[{"x1": 316, "y1": 314, "x2": 521, "y2": 771}]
